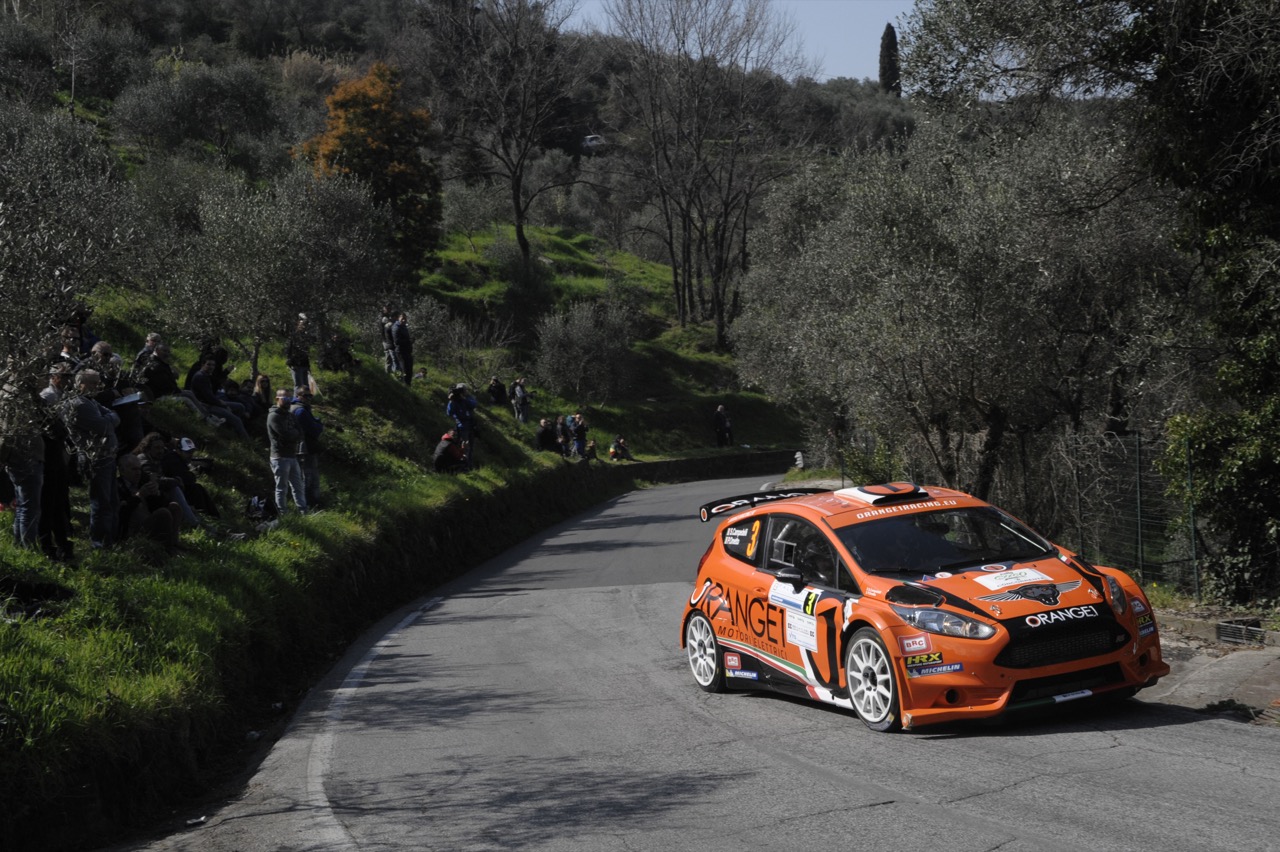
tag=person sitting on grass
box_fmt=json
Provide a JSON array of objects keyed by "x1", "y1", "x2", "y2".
[
  {"x1": 433, "y1": 430, "x2": 467, "y2": 474},
  {"x1": 609, "y1": 435, "x2": 635, "y2": 462},
  {"x1": 116, "y1": 452, "x2": 180, "y2": 553}
]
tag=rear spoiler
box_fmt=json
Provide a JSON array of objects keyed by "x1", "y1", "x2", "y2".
[{"x1": 698, "y1": 489, "x2": 827, "y2": 522}]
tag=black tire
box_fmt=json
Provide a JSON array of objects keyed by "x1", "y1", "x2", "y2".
[
  {"x1": 844, "y1": 627, "x2": 902, "y2": 732},
  {"x1": 685, "y1": 612, "x2": 726, "y2": 693}
]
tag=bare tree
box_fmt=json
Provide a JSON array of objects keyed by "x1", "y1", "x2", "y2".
[
  {"x1": 406, "y1": 0, "x2": 591, "y2": 272},
  {"x1": 602, "y1": 0, "x2": 811, "y2": 347}
]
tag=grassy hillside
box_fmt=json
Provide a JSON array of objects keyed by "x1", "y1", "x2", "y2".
[{"x1": 0, "y1": 230, "x2": 800, "y2": 851}]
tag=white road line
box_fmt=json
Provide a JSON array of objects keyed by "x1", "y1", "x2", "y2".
[{"x1": 305, "y1": 597, "x2": 444, "y2": 849}]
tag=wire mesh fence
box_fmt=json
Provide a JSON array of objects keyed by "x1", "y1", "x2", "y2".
[{"x1": 1059, "y1": 432, "x2": 1199, "y2": 597}]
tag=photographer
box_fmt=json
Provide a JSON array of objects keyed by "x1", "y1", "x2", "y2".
[{"x1": 116, "y1": 452, "x2": 179, "y2": 551}]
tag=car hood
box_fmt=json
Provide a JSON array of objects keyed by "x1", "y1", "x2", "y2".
[{"x1": 893, "y1": 557, "x2": 1110, "y2": 619}]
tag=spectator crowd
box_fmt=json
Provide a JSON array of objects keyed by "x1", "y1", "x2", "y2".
[{"x1": 3, "y1": 304, "x2": 741, "y2": 560}]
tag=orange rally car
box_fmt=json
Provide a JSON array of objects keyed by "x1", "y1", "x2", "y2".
[{"x1": 680, "y1": 482, "x2": 1170, "y2": 731}]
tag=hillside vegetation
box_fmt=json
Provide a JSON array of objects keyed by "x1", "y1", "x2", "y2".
[{"x1": 0, "y1": 224, "x2": 802, "y2": 851}]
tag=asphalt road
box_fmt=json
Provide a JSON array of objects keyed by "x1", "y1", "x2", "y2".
[{"x1": 115, "y1": 476, "x2": 1280, "y2": 852}]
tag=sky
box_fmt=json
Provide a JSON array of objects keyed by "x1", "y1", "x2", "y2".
[{"x1": 570, "y1": 0, "x2": 918, "y2": 83}]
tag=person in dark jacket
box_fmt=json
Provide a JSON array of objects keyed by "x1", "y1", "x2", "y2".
[
  {"x1": 433, "y1": 431, "x2": 466, "y2": 473},
  {"x1": 39, "y1": 364, "x2": 75, "y2": 560},
  {"x1": 391, "y1": 312, "x2": 414, "y2": 386},
  {"x1": 714, "y1": 404, "x2": 733, "y2": 447},
  {"x1": 535, "y1": 418, "x2": 560, "y2": 453},
  {"x1": 188, "y1": 359, "x2": 248, "y2": 438},
  {"x1": 267, "y1": 388, "x2": 306, "y2": 515},
  {"x1": 291, "y1": 386, "x2": 325, "y2": 509},
  {"x1": 65, "y1": 369, "x2": 120, "y2": 548},
  {"x1": 286, "y1": 315, "x2": 312, "y2": 392}
]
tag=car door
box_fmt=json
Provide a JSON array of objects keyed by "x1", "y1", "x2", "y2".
[{"x1": 755, "y1": 515, "x2": 850, "y2": 698}]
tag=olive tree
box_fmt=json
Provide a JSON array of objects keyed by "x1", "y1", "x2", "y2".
[
  {"x1": 533, "y1": 297, "x2": 640, "y2": 404},
  {"x1": 161, "y1": 164, "x2": 390, "y2": 377},
  {"x1": 0, "y1": 102, "x2": 138, "y2": 440},
  {"x1": 734, "y1": 111, "x2": 1196, "y2": 519}
]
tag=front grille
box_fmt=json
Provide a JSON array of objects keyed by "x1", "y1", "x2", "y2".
[
  {"x1": 1009, "y1": 664, "x2": 1124, "y2": 703},
  {"x1": 995, "y1": 626, "x2": 1127, "y2": 668}
]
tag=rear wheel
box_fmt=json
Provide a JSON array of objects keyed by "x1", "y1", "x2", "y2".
[
  {"x1": 845, "y1": 627, "x2": 901, "y2": 732},
  {"x1": 685, "y1": 612, "x2": 725, "y2": 693}
]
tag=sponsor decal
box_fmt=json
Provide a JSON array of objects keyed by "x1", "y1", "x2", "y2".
[
  {"x1": 853, "y1": 498, "x2": 958, "y2": 520},
  {"x1": 724, "y1": 653, "x2": 742, "y2": 670},
  {"x1": 1052, "y1": 689, "x2": 1093, "y2": 703},
  {"x1": 907, "y1": 663, "x2": 963, "y2": 678},
  {"x1": 769, "y1": 582, "x2": 820, "y2": 615},
  {"x1": 1137, "y1": 613, "x2": 1156, "y2": 637},
  {"x1": 978, "y1": 580, "x2": 1082, "y2": 607},
  {"x1": 973, "y1": 568, "x2": 1052, "y2": 591},
  {"x1": 904, "y1": 652, "x2": 943, "y2": 667},
  {"x1": 1023, "y1": 604, "x2": 1101, "y2": 628},
  {"x1": 726, "y1": 669, "x2": 759, "y2": 680},
  {"x1": 981, "y1": 564, "x2": 1010, "y2": 572},
  {"x1": 1131, "y1": 598, "x2": 1148, "y2": 614},
  {"x1": 899, "y1": 634, "x2": 932, "y2": 654},
  {"x1": 701, "y1": 490, "x2": 822, "y2": 522},
  {"x1": 786, "y1": 610, "x2": 818, "y2": 652},
  {"x1": 694, "y1": 585, "x2": 788, "y2": 652}
]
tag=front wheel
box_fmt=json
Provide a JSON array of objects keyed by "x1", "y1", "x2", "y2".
[
  {"x1": 685, "y1": 612, "x2": 725, "y2": 693},
  {"x1": 844, "y1": 627, "x2": 901, "y2": 732}
]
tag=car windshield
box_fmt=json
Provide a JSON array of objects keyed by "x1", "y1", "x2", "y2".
[{"x1": 834, "y1": 506, "x2": 1055, "y2": 576}]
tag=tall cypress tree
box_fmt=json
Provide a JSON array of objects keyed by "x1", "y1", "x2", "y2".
[{"x1": 879, "y1": 23, "x2": 901, "y2": 96}]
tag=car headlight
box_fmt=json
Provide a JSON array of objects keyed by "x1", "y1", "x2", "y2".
[
  {"x1": 891, "y1": 605, "x2": 997, "y2": 639},
  {"x1": 1105, "y1": 575, "x2": 1128, "y2": 616}
]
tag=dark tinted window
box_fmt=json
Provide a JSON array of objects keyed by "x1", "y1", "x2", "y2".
[
  {"x1": 721, "y1": 516, "x2": 764, "y2": 566},
  {"x1": 835, "y1": 506, "x2": 1053, "y2": 576}
]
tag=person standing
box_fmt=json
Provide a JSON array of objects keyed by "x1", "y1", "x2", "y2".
[
  {"x1": 391, "y1": 312, "x2": 414, "y2": 386},
  {"x1": 291, "y1": 386, "x2": 325, "y2": 509},
  {"x1": 714, "y1": 404, "x2": 733, "y2": 447},
  {"x1": 572, "y1": 411, "x2": 589, "y2": 458},
  {"x1": 65, "y1": 369, "x2": 120, "y2": 548},
  {"x1": 2, "y1": 410, "x2": 44, "y2": 549},
  {"x1": 39, "y1": 364, "x2": 75, "y2": 560},
  {"x1": 379, "y1": 306, "x2": 400, "y2": 376},
  {"x1": 511, "y1": 377, "x2": 532, "y2": 423},
  {"x1": 267, "y1": 388, "x2": 307, "y2": 516},
  {"x1": 286, "y1": 314, "x2": 312, "y2": 392}
]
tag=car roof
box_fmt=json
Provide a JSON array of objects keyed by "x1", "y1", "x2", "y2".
[{"x1": 699, "y1": 482, "x2": 979, "y2": 528}]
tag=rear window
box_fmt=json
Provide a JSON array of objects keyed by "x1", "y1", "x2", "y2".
[
  {"x1": 835, "y1": 506, "x2": 1053, "y2": 576},
  {"x1": 722, "y1": 517, "x2": 764, "y2": 566}
]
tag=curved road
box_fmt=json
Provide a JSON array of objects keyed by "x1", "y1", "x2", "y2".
[{"x1": 119, "y1": 476, "x2": 1280, "y2": 852}]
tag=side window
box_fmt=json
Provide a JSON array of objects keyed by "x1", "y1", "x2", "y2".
[
  {"x1": 721, "y1": 516, "x2": 765, "y2": 567},
  {"x1": 765, "y1": 516, "x2": 839, "y2": 588}
]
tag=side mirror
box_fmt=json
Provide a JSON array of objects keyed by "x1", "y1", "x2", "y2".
[{"x1": 775, "y1": 568, "x2": 805, "y2": 591}]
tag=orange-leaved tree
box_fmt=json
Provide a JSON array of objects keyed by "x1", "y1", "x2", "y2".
[{"x1": 298, "y1": 62, "x2": 441, "y2": 273}]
